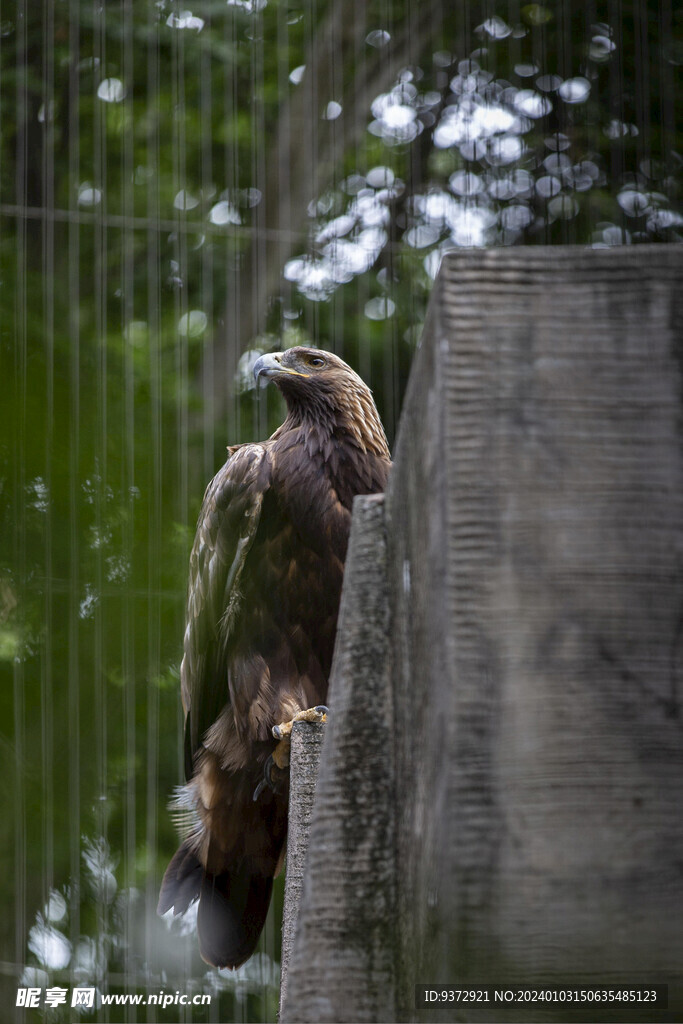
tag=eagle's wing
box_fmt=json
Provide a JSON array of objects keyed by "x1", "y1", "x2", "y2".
[{"x1": 181, "y1": 443, "x2": 271, "y2": 780}]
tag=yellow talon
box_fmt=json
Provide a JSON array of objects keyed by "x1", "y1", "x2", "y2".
[
  {"x1": 270, "y1": 705, "x2": 328, "y2": 770},
  {"x1": 272, "y1": 705, "x2": 327, "y2": 741}
]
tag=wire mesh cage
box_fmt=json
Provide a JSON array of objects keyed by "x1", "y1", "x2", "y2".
[{"x1": 1, "y1": 0, "x2": 681, "y2": 1021}]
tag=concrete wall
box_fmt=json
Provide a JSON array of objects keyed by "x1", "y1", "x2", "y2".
[{"x1": 281, "y1": 247, "x2": 683, "y2": 1022}]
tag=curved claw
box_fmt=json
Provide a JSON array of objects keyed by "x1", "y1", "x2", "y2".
[
  {"x1": 253, "y1": 753, "x2": 288, "y2": 801},
  {"x1": 252, "y1": 774, "x2": 268, "y2": 802}
]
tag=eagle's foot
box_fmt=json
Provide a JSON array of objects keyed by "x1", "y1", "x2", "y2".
[
  {"x1": 272, "y1": 705, "x2": 328, "y2": 744},
  {"x1": 253, "y1": 707, "x2": 328, "y2": 801},
  {"x1": 271, "y1": 705, "x2": 328, "y2": 770}
]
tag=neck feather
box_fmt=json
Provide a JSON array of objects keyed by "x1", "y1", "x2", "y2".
[{"x1": 278, "y1": 384, "x2": 389, "y2": 458}]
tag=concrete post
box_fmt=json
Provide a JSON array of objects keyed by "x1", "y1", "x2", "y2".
[{"x1": 279, "y1": 719, "x2": 325, "y2": 1017}]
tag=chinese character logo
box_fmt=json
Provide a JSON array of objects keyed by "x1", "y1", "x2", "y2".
[
  {"x1": 71, "y1": 987, "x2": 96, "y2": 1008},
  {"x1": 45, "y1": 987, "x2": 68, "y2": 1008},
  {"x1": 16, "y1": 988, "x2": 41, "y2": 1008}
]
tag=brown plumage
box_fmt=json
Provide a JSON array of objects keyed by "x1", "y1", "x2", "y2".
[{"x1": 158, "y1": 346, "x2": 391, "y2": 968}]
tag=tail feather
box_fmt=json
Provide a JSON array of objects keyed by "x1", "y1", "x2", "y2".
[
  {"x1": 198, "y1": 866, "x2": 273, "y2": 969},
  {"x1": 158, "y1": 840, "x2": 273, "y2": 969},
  {"x1": 158, "y1": 841, "x2": 203, "y2": 916}
]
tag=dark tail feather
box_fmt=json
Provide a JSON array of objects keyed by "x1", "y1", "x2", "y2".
[
  {"x1": 158, "y1": 841, "x2": 203, "y2": 916},
  {"x1": 197, "y1": 865, "x2": 273, "y2": 969},
  {"x1": 158, "y1": 841, "x2": 273, "y2": 970}
]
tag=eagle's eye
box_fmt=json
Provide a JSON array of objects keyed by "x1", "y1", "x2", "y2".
[{"x1": 307, "y1": 355, "x2": 325, "y2": 368}]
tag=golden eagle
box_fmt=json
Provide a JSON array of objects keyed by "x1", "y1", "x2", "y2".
[{"x1": 158, "y1": 347, "x2": 391, "y2": 968}]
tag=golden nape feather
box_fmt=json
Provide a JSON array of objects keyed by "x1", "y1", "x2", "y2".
[{"x1": 159, "y1": 346, "x2": 391, "y2": 969}]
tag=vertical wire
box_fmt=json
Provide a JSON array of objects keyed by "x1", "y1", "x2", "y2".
[
  {"x1": 482, "y1": 0, "x2": 492, "y2": 71},
  {"x1": 454, "y1": 0, "x2": 464, "y2": 76},
  {"x1": 172, "y1": 7, "x2": 190, "y2": 560},
  {"x1": 633, "y1": 0, "x2": 650, "y2": 178},
  {"x1": 250, "y1": 17, "x2": 268, "y2": 992},
  {"x1": 536, "y1": 0, "x2": 550, "y2": 243},
  {"x1": 200, "y1": 10, "x2": 215, "y2": 485},
  {"x1": 354, "y1": 0, "x2": 370, "y2": 389},
  {"x1": 252, "y1": 5, "x2": 267, "y2": 342},
  {"x1": 92, "y1": 0, "x2": 110, "y2": 1001},
  {"x1": 659, "y1": 0, "x2": 675, "y2": 183},
  {"x1": 464, "y1": 0, "x2": 482, "y2": 273},
  {"x1": 328, "y1": 6, "x2": 342, "y2": 360},
  {"x1": 170, "y1": 8, "x2": 193, "y2": 1015},
  {"x1": 13, "y1": 0, "x2": 28, "y2": 1010},
  {"x1": 276, "y1": 0, "x2": 293, "y2": 353},
  {"x1": 121, "y1": 0, "x2": 136, "y2": 1002},
  {"x1": 145, "y1": 0, "x2": 162, "y2": 1000},
  {"x1": 247, "y1": 1, "x2": 274, "y2": 995},
  {"x1": 41, "y1": 0, "x2": 56, "y2": 926},
  {"x1": 389, "y1": 0, "x2": 420, "y2": 436},
  {"x1": 303, "y1": 0, "x2": 318, "y2": 357},
  {"x1": 583, "y1": 0, "x2": 598, "y2": 240},
  {"x1": 199, "y1": 14, "x2": 216, "y2": 1007},
  {"x1": 225, "y1": 5, "x2": 240, "y2": 447},
  {"x1": 383, "y1": 0, "x2": 401, "y2": 442},
  {"x1": 251, "y1": 8, "x2": 269, "y2": 447},
  {"x1": 608, "y1": 0, "x2": 626, "y2": 239},
  {"x1": 375, "y1": 0, "x2": 389, "y2": 434},
  {"x1": 508, "y1": 0, "x2": 520, "y2": 79},
  {"x1": 170, "y1": 2, "x2": 184, "y2": 802},
  {"x1": 559, "y1": 0, "x2": 572, "y2": 244},
  {"x1": 411, "y1": 0, "x2": 445, "y2": 372},
  {"x1": 67, "y1": 0, "x2": 82, "y2": 970},
  {"x1": 311, "y1": 0, "x2": 320, "y2": 362}
]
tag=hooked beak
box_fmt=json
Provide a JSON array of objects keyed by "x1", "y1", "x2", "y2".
[{"x1": 253, "y1": 352, "x2": 310, "y2": 382}]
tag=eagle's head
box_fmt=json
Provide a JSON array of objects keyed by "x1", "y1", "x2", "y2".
[{"x1": 253, "y1": 347, "x2": 390, "y2": 458}]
